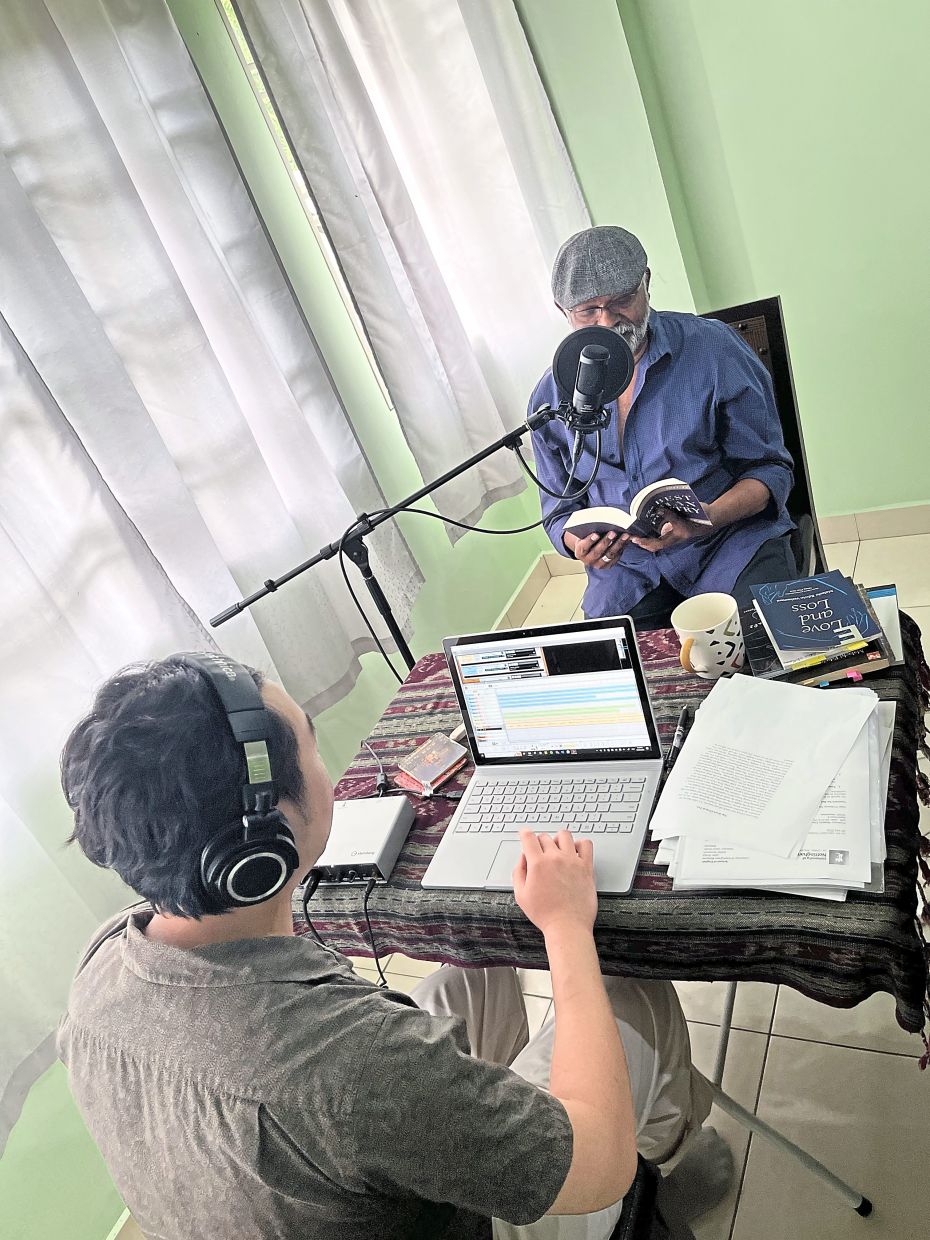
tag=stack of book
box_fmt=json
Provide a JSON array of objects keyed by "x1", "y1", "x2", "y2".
[{"x1": 741, "y1": 572, "x2": 902, "y2": 687}]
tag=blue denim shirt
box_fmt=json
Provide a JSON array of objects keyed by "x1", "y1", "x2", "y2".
[{"x1": 529, "y1": 310, "x2": 795, "y2": 617}]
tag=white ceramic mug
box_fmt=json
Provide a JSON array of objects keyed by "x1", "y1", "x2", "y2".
[{"x1": 671, "y1": 592, "x2": 745, "y2": 680}]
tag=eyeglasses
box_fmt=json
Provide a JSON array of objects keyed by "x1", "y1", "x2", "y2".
[{"x1": 568, "y1": 281, "x2": 644, "y2": 325}]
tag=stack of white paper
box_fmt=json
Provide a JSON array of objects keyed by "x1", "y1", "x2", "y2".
[{"x1": 650, "y1": 676, "x2": 895, "y2": 901}]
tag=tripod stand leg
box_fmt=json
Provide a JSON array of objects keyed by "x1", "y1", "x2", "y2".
[{"x1": 703, "y1": 1078, "x2": 873, "y2": 1215}]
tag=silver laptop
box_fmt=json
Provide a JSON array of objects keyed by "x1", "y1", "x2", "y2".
[{"x1": 421, "y1": 616, "x2": 663, "y2": 894}]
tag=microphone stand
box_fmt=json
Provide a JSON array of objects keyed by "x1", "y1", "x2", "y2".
[{"x1": 210, "y1": 403, "x2": 597, "y2": 670}]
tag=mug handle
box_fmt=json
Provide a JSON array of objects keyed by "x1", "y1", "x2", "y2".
[{"x1": 680, "y1": 638, "x2": 697, "y2": 674}]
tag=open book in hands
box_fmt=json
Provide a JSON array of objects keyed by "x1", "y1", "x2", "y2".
[{"x1": 564, "y1": 479, "x2": 712, "y2": 540}]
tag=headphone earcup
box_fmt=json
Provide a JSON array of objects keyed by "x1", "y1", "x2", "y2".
[{"x1": 200, "y1": 811, "x2": 300, "y2": 910}]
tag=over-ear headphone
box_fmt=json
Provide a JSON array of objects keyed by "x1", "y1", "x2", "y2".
[{"x1": 179, "y1": 654, "x2": 301, "y2": 912}]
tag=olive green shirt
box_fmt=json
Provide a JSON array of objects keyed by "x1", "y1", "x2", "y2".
[{"x1": 59, "y1": 908, "x2": 572, "y2": 1239}]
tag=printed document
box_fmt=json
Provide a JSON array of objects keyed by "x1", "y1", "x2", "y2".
[
  {"x1": 656, "y1": 699, "x2": 895, "y2": 900},
  {"x1": 649, "y1": 674, "x2": 878, "y2": 857}
]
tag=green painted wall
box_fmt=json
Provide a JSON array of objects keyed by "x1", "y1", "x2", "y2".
[
  {"x1": 618, "y1": 0, "x2": 930, "y2": 516},
  {"x1": 0, "y1": 1063, "x2": 123, "y2": 1240},
  {"x1": 515, "y1": 0, "x2": 694, "y2": 312}
]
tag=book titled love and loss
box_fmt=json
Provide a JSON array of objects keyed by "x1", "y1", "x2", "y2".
[{"x1": 751, "y1": 570, "x2": 882, "y2": 662}]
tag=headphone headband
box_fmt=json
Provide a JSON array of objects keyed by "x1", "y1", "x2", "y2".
[
  {"x1": 176, "y1": 653, "x2": 300, "y2": 911},
  {"x1": 179, "y1": 654, "x2": 276, "y2": 810}
]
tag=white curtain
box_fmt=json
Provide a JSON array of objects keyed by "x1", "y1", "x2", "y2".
[
  {"x1": 0, "y1": 0, "x2": 422, "y2": 1152},
  {"x1": 233, "y1": 0, "x2": 591, "y2": 529}
]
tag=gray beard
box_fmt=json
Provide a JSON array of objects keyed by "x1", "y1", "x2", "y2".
[{"x1": 614, "y1": 303, "x2": 650, "y2": 355}]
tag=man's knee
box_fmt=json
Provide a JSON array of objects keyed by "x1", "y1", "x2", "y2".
[{"x1": 732, "y1": 534, "x2": 797, "y2": 607}]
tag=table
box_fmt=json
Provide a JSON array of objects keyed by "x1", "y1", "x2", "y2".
[{"x1": 297, "y1": 617, "x2": 930, "y2": 1047}]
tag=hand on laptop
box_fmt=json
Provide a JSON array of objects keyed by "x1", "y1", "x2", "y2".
[{"x1": 513, "y1": 830, "x2": 597, "y2": 936}]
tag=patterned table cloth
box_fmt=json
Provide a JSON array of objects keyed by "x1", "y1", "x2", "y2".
[{"x1": 297, "y1": 618, "x2": 930, "y2": 1048}]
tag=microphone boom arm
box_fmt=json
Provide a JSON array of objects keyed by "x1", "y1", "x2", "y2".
[
  {"x1": 210, "y1": 325, "x2": 628, "y2": 669},
  {"x1": 209, "y1": 405, "x2": 564, "y2": 655}
]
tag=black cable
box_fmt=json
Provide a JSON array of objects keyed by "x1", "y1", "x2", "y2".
[
  {"x1": 363, "y1": 740, "x2": 389, "y2": 796},
  {"x1": 513, "y1": 427, "x2": 601, "y2": 502},
  {"x1": 338, "y1": 524, "x2": 404, "y2": 685},
  {"x1": 365, "y1": 430, "x2": 602, "y2": 541},
  {"x1": 381, "y1": 785, "x2": 462, "y2": 801},
  {"x1": 363, "y1": 878, "x2": 389, "y2": 987},
  {"x1": 337, "y1": 427, "x2": 602, "y2": 682},
  {"x1": 300, "y1": 871, "x2": 326, "y2": 947}
]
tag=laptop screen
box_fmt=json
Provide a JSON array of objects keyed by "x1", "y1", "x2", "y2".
[{"x1": 444, "y1": 618, "x2": 662, "y2": 765}]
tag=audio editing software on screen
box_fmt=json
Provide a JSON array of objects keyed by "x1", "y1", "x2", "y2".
[{"x1": 453, "y1": 630, "x2": 652, "y2": 760}]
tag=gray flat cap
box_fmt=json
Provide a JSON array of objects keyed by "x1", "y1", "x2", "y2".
[{"x1": 551, "y1": 226, "x2": 647, "y2": 310}]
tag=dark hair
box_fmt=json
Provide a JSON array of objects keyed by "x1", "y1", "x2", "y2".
[{"x1": 60, "y1": 656, "x2": 305, "y2": 918}]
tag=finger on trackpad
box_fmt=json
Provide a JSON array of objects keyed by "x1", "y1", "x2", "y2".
[{"x1": 484, "y1": 840, "x2": 523, "y2": 890}]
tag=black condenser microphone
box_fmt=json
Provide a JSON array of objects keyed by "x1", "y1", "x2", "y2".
[
  {"x1": 552, "y1": 326, "x2": 635, "y2": 433},
  {"x1": 572, "y1": 345, "x2": 610, "y2": 421}
]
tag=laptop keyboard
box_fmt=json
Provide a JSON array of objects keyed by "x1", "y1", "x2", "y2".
[{"x1": 454, "y1": 775, "x2": 646, "y2": 835}]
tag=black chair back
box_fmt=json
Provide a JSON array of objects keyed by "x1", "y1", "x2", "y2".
[{"x1": 702, "y1": 296, "x2": 826, "y2": 575}]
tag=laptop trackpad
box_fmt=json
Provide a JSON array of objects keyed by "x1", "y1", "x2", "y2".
[{"x1": 484, "y1": 839, "x2": 523, "y2": 890}]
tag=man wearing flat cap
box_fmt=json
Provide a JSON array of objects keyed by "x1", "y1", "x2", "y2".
[{"x1": 530, "y1": 225, "x2": 796, "y2": 627}]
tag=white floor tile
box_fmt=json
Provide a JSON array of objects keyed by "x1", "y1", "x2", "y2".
[
  {"x1": 545, "y1": 552, "x2": 586, "y2": 577},
  {"x1": 385, "y1": 953, "x2": 443, "y2": 978},
  {"x1": 855, "y1": 504, "x2": 930, "y2": 540},
  {"x1": 823, "y1": 540, "x2": 858, "y2": 577},
  {"x1": 354, "y1": 966, "x2": 383, "y2": 987},
  {"x1": 381, "y1": 970, "x2": 424, "y2": 995},
  {"x1": 686, "y1": 1024, "x2": 768, "y2": 1240},
  {"x1": 524, "y1": 995, "x2": 552, "y2": 1039},
  {"x1": 347, "y1": 953, "x2": 393, "y2": 972},
  {"x1": 117, "y1": 1219, "x2": 146, "y2": 1240},
  {"x1": 772, "y1": 987, "x2": 922, "y2": 1057},
  {"x1": 503, "y1": 559, "x2": 551, "y2": 629},
  {"x1": 518, "y1": 967, "x2": 553, "y2": 999},
  {"x1": 853, "y1": 534, "x2": 930, "y2": 607},
  {"x1": 673, "y1": 981, "x2": 778, "y2": 1034},
  {"x1": 732, "y1": 1038, "x2": 930, "y2": 1239},
  {"x1": 522, "y1": 576, "x2": 587, "y2": 626},
  {"x1": 818, "y1": 515, "x2": 859, "y2": 544}
]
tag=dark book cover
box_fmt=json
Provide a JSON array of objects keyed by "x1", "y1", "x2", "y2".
[
  {"x1": 634, "y1": 481, "x2": 710, "y2": 533},
  {"x1": 750, "y1": 571, "x2": 881, "y2": 654},
  {"x1": 564, "y1": 480, "x2": 711, "y2": 541},
  {"x1": 741, "y1": 585, "x2": 891, "y2": 685}
]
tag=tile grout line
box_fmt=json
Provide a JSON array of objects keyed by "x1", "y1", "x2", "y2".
[{"x1": 764, "y1": 1029, "x2": 921, "y2": 1060}]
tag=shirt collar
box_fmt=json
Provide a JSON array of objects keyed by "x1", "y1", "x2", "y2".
[
  {"x1": 640, "y1": 308, "x2": 673, "y2": 370},
  {"x1": 115, "y1": 908, "x2": 350, "y2": 988}
]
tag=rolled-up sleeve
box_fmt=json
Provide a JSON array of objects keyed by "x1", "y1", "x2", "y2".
[
  {"x1": 715, "y1": 330, "x2": 794, "y2": 513},
  {"x1": 348, "y1": 1006, "x2": 573, "y2": 1225}
]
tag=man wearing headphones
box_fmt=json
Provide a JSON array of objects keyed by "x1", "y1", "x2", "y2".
[
  {"x1": 59, "y1": 654, "x2": 726, "y2": 1239},
  {"x1": 530, "y1": 226, "x2": 797, "y2": 629}
]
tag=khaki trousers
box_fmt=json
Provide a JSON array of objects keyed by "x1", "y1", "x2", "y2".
[{"x1": 411, "y1": 967, "x2": 711, "y2": 1240}]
